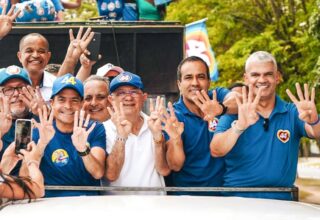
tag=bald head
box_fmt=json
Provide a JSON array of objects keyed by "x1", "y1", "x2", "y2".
[{"x1": 19, "y1": 33, "x2": 50, "y2": 51}]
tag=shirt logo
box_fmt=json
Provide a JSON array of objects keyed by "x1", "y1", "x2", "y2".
[
  {"x1": 277, "y1": 130, "x2": 290, "y2": 143},
  {"x1": 52, "y1": 149, "x2": 69, "y2": 167},
  {"x1": 208, "y1": 118, "x2": 219, "y2": 132},
  {"x1": 118, "y1": 74, "x2": 132, "y2": 82}
]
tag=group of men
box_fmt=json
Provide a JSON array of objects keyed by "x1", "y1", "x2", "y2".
[{"x1": 0, "y1": 5, "x2": 319, "y2": 201}]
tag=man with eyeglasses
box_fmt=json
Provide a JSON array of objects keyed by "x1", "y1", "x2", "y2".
[
  {"x1": 103, "y1": 71, "x2": 170, "y2": 194},
  {"x1": 0, "y1": 65, "x2": 47, "y2": 175}
]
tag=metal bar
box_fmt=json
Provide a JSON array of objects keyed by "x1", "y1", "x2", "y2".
[{"x1": 45, "y1": 186, "x2": 298, "y2": 193}]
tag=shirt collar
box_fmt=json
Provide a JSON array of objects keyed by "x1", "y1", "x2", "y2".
[{"x1": 269, "y1": 95, "x2": 288, "y2": 118}]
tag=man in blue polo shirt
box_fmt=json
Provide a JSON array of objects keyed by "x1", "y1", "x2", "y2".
[
  {"x1": 211, "y1": 51, "x2": 320, "y2": 200},
  {"x1": 0, "y1": 65, "x2": 48, "y2": 175},
  {"x1": 31, "y1": 74, "x2": 106, "y2": 197},
  {"x1": 163, "y1": 56, "x2": 237, "y2": 195}
]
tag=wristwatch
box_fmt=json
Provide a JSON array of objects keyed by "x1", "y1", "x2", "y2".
[{"x1": 77, "y1": 143, "x2": 91, "y2": 157}]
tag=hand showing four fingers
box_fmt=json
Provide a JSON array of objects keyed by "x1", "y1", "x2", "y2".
[
  {"x1": 286, "y1": 83, "x2": 318, "y2": 124},
  {"x1": 66, "y1": 27, "x2": 94, "y2": 62},
  {"x1": 236, "y1": 85, "x2": 262, "y2": 130},
  {"x1": 71, "y1": 110, "x2": 96, "y2": 152},
  {"x1": 161, "y1": 102, "x2": 184, "y2": 140},
  {"x1": 193, "y1": 90, "x2": 223, "y2": 121},
  {"x1": 0, "y1": 4, "x2": 20, "y2": 39},
  {"x1": 19, "y1": 86, "x2": 46, "y2": 115},
  {"x1": 147, "y1": 96, "x2": 165, "y2": 140},
  {"x1": 32, "y1": 105, "x2": 55, "y2": 152},
  {"x1": 107, "y1": 101, "x2": 132, "y2": 139},
  {"x1": 0, "y1": 96, "x2": 12, "y2": 137}
]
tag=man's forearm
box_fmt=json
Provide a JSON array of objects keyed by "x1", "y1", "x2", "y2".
[
  {"x1": 154, "y1": 136, "x2": 170, "y2": 176},
  {"x1": 166, "y1": 136, "x2": 185, "y2": 172},
  {"x1": 105, "y1": 140, "x2": 125, "y2": 181},
  {"x1": 82, "y1": 148, "x2": 106, "y2": 179}
]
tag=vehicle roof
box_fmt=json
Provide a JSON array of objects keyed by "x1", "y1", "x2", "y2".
[{"x1": 1, "y1": 195, "x2": 320, "y2": 220}]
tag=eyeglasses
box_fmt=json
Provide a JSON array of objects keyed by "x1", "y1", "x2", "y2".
[
  {"x1": 2, "y1": 87, "x2": 24, "y2": 96},
  {"x1": 113, "y1": 90, "x2": 142, "y2": 98}
]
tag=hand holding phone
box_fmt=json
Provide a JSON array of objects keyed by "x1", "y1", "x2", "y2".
[
  {"x1": 86, "y1": 32, "x2": 101, "y2": 61},
  {"x1": 15, "y1": 119, "x2": 32, "y2": 154}
]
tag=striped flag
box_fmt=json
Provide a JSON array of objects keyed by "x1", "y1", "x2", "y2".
[{"x1": 185, "y1": 18, "x2": 219, "y2": 81}]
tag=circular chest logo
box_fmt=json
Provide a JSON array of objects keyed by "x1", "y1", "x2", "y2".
[{"x1": 51, "y1": 149, "x2": 69, "y2": 167}]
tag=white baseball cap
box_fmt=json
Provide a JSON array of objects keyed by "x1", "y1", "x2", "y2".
[{"x1": 96, "y1": 63, "x2": 124, "y2": 77}]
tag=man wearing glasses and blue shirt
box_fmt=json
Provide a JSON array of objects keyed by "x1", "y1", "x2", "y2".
[
  {"x1": 0, "y1": 65, "x2": 47, "y2": 175},
  {"x1": 103, "y1": 71, "x2": 170, "y2": 194}
]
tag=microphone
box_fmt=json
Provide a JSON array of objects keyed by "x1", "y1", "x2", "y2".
[{"x1": 263, "y1": 118, "x2": 269, "y2": 131}]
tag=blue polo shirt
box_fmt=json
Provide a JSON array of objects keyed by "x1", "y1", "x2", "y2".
[
  {"x1": 32, "y1": 120, "x2": 106, "y2": 197},
  {"x1": 215, "y1": 96, "x2": 307, "y2": 200},
  {"x1": 164, "y1": 88, "x2": 229, "y2": 195}
]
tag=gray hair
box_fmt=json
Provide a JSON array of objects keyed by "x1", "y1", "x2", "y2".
[
  {"x1": 84, "y1": 75, "x2": 110, "y2": 87},
  {"x1": 245, "y1": 51, "x2": 277, "y2": 72}
]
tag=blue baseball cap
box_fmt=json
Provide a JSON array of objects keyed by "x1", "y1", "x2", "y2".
[
  {"x1": 0, "y1": 65, "x2": 31, "y2": 86},
  {"x1": 51, "y1": 74, "x2": 84, "y2": 99},
  {"x1": 109, "y1": 71, "x2": 144, "y2": 93}
]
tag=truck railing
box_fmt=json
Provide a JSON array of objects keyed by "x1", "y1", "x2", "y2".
[{"x1": 44, "y1": 186, "x2": 299, "y2": 201}]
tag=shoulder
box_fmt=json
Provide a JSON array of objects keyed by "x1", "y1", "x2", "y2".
[{"x1": 44, "y1": 71, "x2": 57, "y2": 84}]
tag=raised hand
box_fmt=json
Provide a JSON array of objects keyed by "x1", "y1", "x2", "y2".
[
  {"x1": 20, "y1": 141, "x2": 43, "y2": 166},
  {"x1": 193, "y1": 89, "x2": 223, "y2": 121},
  {"x1": 66, "y1": 27, "x2": 94, "y2": 61},
  {"x1": 71, "y1": 110, "x2": 96, "y2": 152},
  {"x1": 32, "y1": 105, "x2": 55, "y2": 151},
  {"x1": 0, "y1": 4, "x2": 20, "y2": 39},
  {"x1": 147, "y1": 96, "x2": 164, "y2": 141},
  {"x1": 0, "y1": 142, "x2": 23, "y2": 174},
  {"x1": 0, "y1": 95, "x2": 12, "y2": 137},
  {"x1": 236, "y1": 85, "x2": 262, "y2": 130},
  {"x1": 19, "y1": 86, "x2": 46, "y2": 115},
  {"x1": 107, "y1": 101, "x2": 132, "y2": 138},
  {"x1": 161, "y1": 102, "x2": 184, "y2": 140},
  {"x1": 286, "y1": 83, "x2": 318, "y2": 124}
]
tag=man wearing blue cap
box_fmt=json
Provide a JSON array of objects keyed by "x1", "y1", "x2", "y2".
[
  {"x1": 0, "y1": 65, "x2": 48, "y2": 175},
  {"x1": 104, "y1": 71, "x2": 170, "y2": 194},
  {"x1": 31, "y1": 73, "x2": 106, "y2": 197}
]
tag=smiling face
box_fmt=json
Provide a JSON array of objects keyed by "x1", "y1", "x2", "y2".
[
  {"x1": 108, "y1": 85, "x2": 147, "y2": 117},
  {"x1": 17, "y1": 35, "x2": 51, "y2": 77},
  {"x1": 177, "y1": 60, "x2": 210, "y2": 106},
  {"x1": 244, "y1": 61, "x2": 280, "y2": 101},
  {"x1": 51, "y1": 89, "x2": 83, "y2": 131},
  {"x1": 1, "y1": 78, "x2": 29, "y2": 119},
  {"x1": 83, "y1": 80, "x2": 110, "y2": 122}
]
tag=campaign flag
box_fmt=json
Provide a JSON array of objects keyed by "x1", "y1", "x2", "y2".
[{"x1": 185, "y1": 18, "x2": 219, "y2": 81}]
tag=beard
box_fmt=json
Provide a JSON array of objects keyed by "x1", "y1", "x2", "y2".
[{"x1": 11, "y1": 107, "x2": 30, "y2": 119}]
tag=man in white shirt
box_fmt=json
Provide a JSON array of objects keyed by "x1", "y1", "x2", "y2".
[
  {"x1": 104, "y1": 71, "x2": 170, "y2": 195},
  {"x1": 17, "y1": 33, "x2": 56, "y2": 101}
]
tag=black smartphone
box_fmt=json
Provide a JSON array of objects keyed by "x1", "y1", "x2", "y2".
[
  {"x1": 87, "y1": 32, "x2": 101, "y2": 61},
  {"x1": 15, "y1": 119, "x2": 32, "y2": 154}
]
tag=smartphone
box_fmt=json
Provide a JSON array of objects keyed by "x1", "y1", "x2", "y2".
[
  {"x1": 15, "y1": 119, "x2": 32, "y2": 154},
  {"x1": 87, "y1": 32, "x2": 101, "y2": 61}
]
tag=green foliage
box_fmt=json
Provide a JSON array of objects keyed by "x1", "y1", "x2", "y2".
[
  {"x1": 64, "y1": 0, "x2": 99, "y2": 21},
  {"x1": 166, "y1": 0, "x2": 320, "y2": 107}
]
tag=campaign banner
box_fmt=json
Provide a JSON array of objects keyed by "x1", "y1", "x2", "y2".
[{"x1": 185, "y1": 18, "x2": 219, "y2": 81}]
